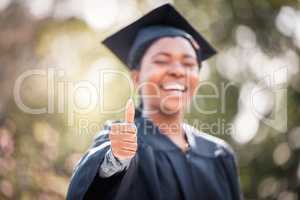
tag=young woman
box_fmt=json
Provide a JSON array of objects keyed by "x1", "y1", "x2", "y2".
[{"x1": 67, "y1": 4, "x2": 242, "y2": 200}]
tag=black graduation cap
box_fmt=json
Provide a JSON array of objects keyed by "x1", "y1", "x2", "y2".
[{"x1": 102, "y1": 3, "x2": 217, "y2": 69}]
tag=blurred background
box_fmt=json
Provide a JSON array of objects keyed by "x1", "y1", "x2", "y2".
[{"x1": 0, "y1": 0, "x2": 299, "y2": 199}]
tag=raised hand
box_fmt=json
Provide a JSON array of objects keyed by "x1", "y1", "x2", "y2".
[{"x1": 109, "y1": 98, "x2": 137, "y2": 160}]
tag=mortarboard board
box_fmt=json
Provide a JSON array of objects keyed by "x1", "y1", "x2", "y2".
[{"x1": 102, "y1": 3, "x2": 217, "y2": 69}]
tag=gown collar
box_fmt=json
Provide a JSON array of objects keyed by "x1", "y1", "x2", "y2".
[{"x1": 135, "y1": 116, "x2": 225, "y2": 158}]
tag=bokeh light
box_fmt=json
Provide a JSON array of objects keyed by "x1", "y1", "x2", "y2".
[
  {"x1": 0, "y1": 0, "x2": 10, "y2": 12},
  {"x1": 80, "y1": 0, "x2": 119, "y2": 30}
]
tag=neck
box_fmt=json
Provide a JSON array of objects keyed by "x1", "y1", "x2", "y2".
[{"x1": 143, "y1": 109, "x2": 184, "y2": 136}]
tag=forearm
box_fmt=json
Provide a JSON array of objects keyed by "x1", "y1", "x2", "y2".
[{"x1": 99, "y1": 148, "x2": 132, "y2": 177}]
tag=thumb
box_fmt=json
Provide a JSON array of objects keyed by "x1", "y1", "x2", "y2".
[{"x1": 125, "y1": 98, "x2": 135, "y2": 123}]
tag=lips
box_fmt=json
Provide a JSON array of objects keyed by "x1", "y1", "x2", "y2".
[{"x1": 160, "y1": 82, "x2": 187, "y2": 92}]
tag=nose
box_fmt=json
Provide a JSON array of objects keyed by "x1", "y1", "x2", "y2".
[{"x1": 168, "y1": 62, "x2": 185, "y2": 77}]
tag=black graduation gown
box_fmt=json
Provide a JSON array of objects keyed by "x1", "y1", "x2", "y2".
[{"x1": 66, "y1": 117, "x2": 243, "y2": 200}]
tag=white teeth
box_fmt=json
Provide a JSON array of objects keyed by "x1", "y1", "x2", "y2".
[{"x1": 162, "y1": 83, "x2": 185, "y2": 91}]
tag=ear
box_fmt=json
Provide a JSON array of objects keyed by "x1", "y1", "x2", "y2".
[{"x1": 130, "y1": 70, "x2": 140, "y2": 89}]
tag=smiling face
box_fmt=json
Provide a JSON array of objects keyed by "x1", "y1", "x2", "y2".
[{"x1": 132, "y1": 36, "x2": 200, "y2": 116}]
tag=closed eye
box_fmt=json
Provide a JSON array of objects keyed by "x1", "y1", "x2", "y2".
[
  {"x1": 183, "y1": 62, "x2": 197, "y2": 67},
  {"x1": 152, "y1": 55, "x2": 171, "y2": 65},
  {"x1": 153, "y1": 59, "x2": 170, "y2": 65},
  {"x1": 182, "y1": 59, "x2": 197, "y2": 68}
]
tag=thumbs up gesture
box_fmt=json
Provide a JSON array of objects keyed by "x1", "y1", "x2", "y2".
[{"x1": 109, "y1": 99, "x2": 137, "y2": 160}]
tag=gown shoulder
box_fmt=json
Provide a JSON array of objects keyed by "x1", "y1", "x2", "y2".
[
  {"x1": 66, "y1": 120, "x2": 124, "y2": 200},
  {"x1": 183, "y1": 123, "x2": 237, "y2": 160}
]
